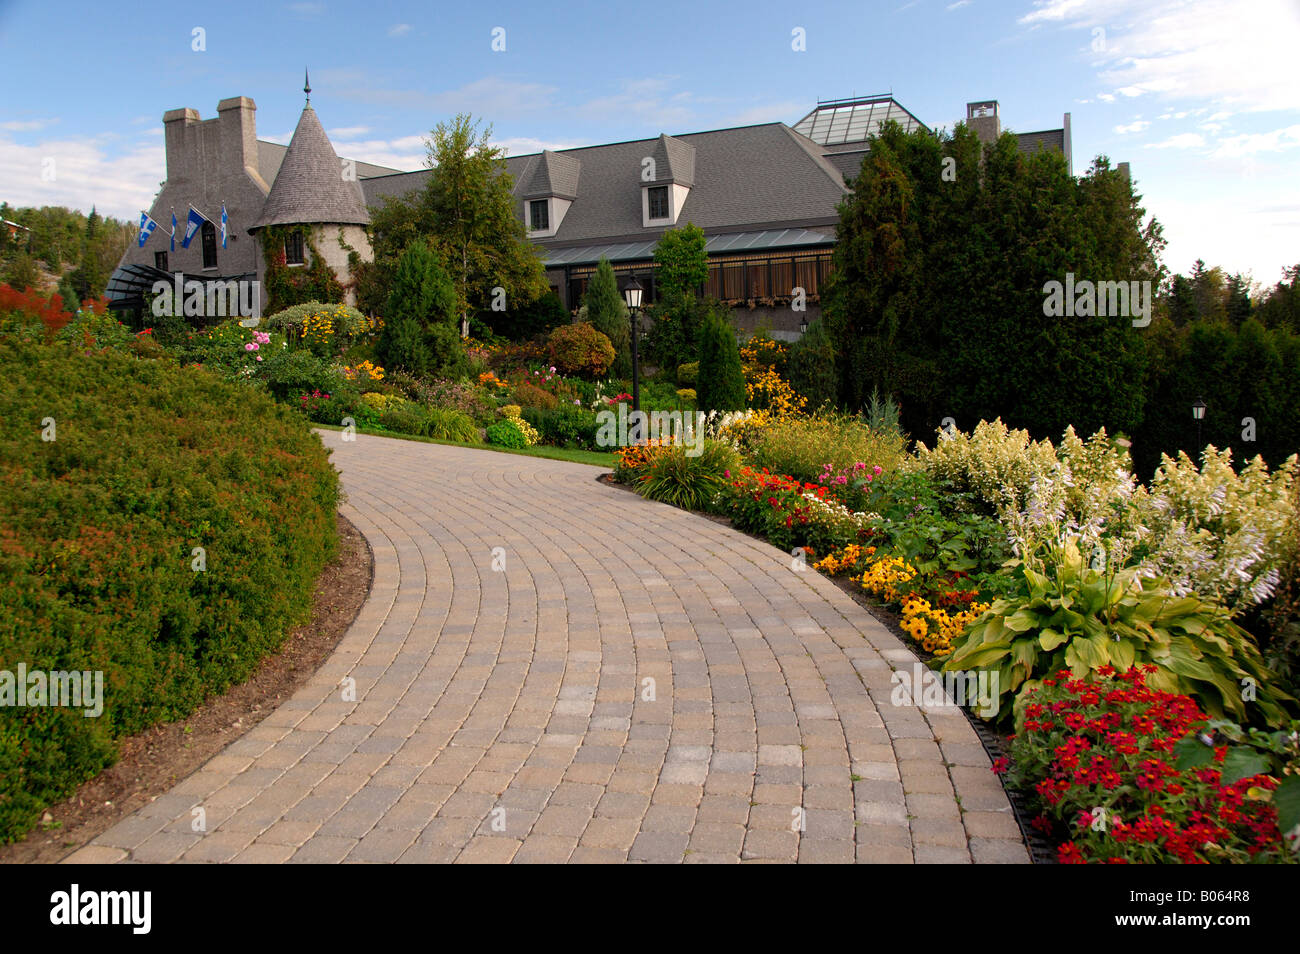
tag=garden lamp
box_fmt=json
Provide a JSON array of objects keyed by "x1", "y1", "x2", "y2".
[
  {"x1": 1192, "y1": 396, "x2": 1206, "y2": 452},
  {"x1": 622, "y1": 274, "x2": 643, "y2": 414}
]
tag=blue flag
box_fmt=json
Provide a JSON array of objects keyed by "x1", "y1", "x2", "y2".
[
  {"x1": 170, "y1": 212, "x2": 177, "y2": 252},
  {"x1": 137, "y1": 212, "x2": 157, "y2": 248},
  {"x1": 220, "y1": 203, "x2": 228, "y2": 249},
  {"x1": 181, "y1": 207, "x2": 205, "y2": 249}
]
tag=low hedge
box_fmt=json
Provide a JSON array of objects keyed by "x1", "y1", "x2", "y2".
[{"x1": 0, "y1": 338, "x2": 339, "y2": 842}]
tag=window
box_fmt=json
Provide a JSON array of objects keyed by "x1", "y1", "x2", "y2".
[
  {"x1": 201, "y1": 221, "x2": 217, "y2": 269},
  {"x1": 154, "y1": 251, "x2": 168, "y2": 271},
  {"x1": 529, "y1": 199, "x2": 549, "y2": 231},
  {"x1": 648, "y1": 186, "x2": 669, "y2": 220},
  {"x1": 284, "y1": 231, "x2": 305, "y2": 266}
]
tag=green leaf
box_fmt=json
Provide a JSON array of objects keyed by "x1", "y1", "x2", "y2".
[
  {"x1": 1218, "y1": 748, "x2": 1271, "y2": 786},
  {"x1": 1173, "y1": 734, "x2": 1216, "y2": 770},
  {"x1": 1038, "y1": 628, "x2": 1069, "y2": 651},
  {"x1": 1273, "y1": 776, "x2": 1300, "y2": 845}
]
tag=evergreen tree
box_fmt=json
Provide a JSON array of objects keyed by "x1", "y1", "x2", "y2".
[
  {"x1": 696, "y1": 308, "x2": 746, "y2": 413},
  {"x1": 583, "y1": 258, "x2": 630, "y2": 377},
  {"x1": 786, "y1": 318, "x2": 837, "y2": 410},
  {"x1": 376, "y1": 240, "x2": 462, "y2": 376},
  {"x1": 1225, "y1": 273, "x2": 1252, "y2": 326}
]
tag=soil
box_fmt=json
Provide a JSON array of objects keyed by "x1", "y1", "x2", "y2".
[{"x1": 0, "y1": 512, "x2": 373, "y2": 865}]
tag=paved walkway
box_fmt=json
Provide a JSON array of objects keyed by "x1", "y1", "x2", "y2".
[{"x1": 68, "y1": 432, "x2": 1027, "y2": 864}]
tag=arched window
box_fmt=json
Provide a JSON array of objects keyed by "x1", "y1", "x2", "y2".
[{"x1": 201, "y1": 221, "x2": 217, "y2": 269}]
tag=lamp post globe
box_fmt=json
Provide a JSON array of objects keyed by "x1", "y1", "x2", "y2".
[{"x1": 621, "y1": 275, "x2": 644, "y2": 414}]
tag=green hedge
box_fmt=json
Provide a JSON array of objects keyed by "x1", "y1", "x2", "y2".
[{"x1": 0, "y1": 339, "x2": 339, "y2": 842}]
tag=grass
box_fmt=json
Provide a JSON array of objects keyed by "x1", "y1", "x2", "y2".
[{"x1": 311, "y1": 422, "x2": 616, "y2": 468}]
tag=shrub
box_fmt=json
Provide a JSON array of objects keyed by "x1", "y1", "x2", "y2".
[
  {"x1": 522, "y1": 404, "x2": 600, "y2": 449},
  {"x1": 632, "y1": 440, "x2": 742, "y2": 512},
  {"x1": 513, "y1": 381, "x2": 560, "y2": 410},
  {"x1": 486, "y1": 416, "x2": 536, "y2": 448},
  {"x1": 943, "y1": 537, "x2": 1294, "y2": 727},
  {"x1": 548, "y1": 322, "x2": 615, "y2": 378},
  {"x1": 378, "y1": 402, "x2": 429, "y2": 435},
  {"x1": 696, "y1": 309, "x2": 746, "y2": 413},
  {"x1": 423, "y1": 407, "x2": 479, "y2": 443},
  {"x1": 1005, "y1": 668, "x2": 1296, "y2": 863},
  {"x1": 258, "y1": 347, "x2": 342, "y2": 402},
  {"x1": 0, "y1": 339, "x2": 338, "y2": 843},
  {"x1": 582, "y1": 258, "x2": 631, "y2": 377},
  {"x1": 746, "y1": 412, "x2": 907, "y2": 483},
  {"x1": 677, "y1": 361, "x2": 698, "y2": 386},
  {"x1": 415, "y1": 377, "x2": 497, "y2": 424},
  {"x1": 787, "y1": 318, "x2": 836, "y2": 409},
  {"x1": 265, "y1": 301, "x2": 374, "y2": 356},
  {"x1": 375, "y1": 315, "x2": 431, "y2": 377}
]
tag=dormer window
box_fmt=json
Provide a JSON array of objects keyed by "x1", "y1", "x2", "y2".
[
  {"x1": 285, "y1": 231, "x2": 305, "y2": 265},
  {"x1": 530, "y1": 199, "x2": 550, "y2": 232},
  {"x1": 647, "y1": 187, "x2": 669, "y2": 220}
]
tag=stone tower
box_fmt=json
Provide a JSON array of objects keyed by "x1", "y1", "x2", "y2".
[{"x1": 249, "y1": 84, "x2": 372, "y2": 308}]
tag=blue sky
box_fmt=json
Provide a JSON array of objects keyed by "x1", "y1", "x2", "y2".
[{"x1": 1, "y1": 0, "x2": 1296, "y2": 285}]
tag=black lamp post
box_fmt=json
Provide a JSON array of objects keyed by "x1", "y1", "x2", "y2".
[
  {"x1": 1192, "y1": 396, "x2": 1207, "y2": 452},
  {"x1": 622, "y1": 274, "x2": 644, "y2": 414}
]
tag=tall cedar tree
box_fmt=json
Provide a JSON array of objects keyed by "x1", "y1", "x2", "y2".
[
  {"x1": 583, "y1": 257, "x2": 631, "y2": 377},
  {"x1": 696, "y1": 309, "x2": 746, "y2": 413},
  {"x1": 377, "y1": 240, "x2": 462, "y2": 376},
  {"x1": 825, "y1": 120, "x2": 1162, "y2": 442}
]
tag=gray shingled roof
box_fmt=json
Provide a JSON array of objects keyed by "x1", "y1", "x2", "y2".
[
  {"x1": 359, "y1": 123, "x2": 848, "y2": 246},
  {"x1": 518, "y1": 150, "x2": 581, "y2": 199},
  {"x1": 253, "y1": 106, "x2": 370, "y2": 229},
  {"x1": 1016, "y1": 129, "x2": 1066, "y2": 158},
  {"x1": 648, "y1": 134, "x2": 695, "y2": 186}
]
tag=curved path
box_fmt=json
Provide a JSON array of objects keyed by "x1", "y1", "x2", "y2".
[{"x1": 69, "y1": 432, "x2": 1027, "y2": 864}]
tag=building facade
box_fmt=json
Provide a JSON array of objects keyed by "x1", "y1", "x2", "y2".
[{"x1": 112, "y1": 91, "x2": 1074, "y2": 337}]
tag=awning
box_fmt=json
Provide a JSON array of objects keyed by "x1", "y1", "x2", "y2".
[{"x1": 541, "y1": 227, "x2": 834, "y2": 268}]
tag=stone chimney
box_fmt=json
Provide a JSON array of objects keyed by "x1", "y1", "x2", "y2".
[
  {"x1": 217, "y1": 96, "x2": 259, "y2": 175},
  {"x1": 162, "y1": 107, "x2": 200, "y2": 181},
  {"x1": 966, "y1": 100, "x2": 1000, "y2": 144}
]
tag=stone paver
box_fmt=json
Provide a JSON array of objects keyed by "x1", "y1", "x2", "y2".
[{"x1": 73, "y1": 433, "x2": 1027, "y2": 864}]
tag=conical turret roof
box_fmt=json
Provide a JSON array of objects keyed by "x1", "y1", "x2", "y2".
[{"x1": 253, "y1": 104, "x2": 369, "y2": 229}]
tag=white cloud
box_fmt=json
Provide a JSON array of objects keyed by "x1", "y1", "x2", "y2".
[
  {"x1": 491, "y1": 136, "x2": 580, "y2": 158},
  {"x1": 575, "y1": 77, "x2": 698, "y2": 130},
  {"x1": 327, "y1": 125, "x2": 372, "y2": 138},
  {"x1": 0, "y1": 118, "x2": 59, "y2": 132},
  {"x1": 388, "y1": 24, "x2": 411, "y2": 37},
  {"x1": 331, "y1": 133, "x2": 427, "y2": 172},
  {"x1": 1097, "y1": 92, "x2": 1116, "y2": 103},
  {"x1": 1146, "y1": 133, "x2": 1205, "y2": 150},
  {"x1": 0, "y1": 134, "x2": 164, "y2": 221},
  {"x1": 288, "y1": 2, "x2": 324, "y2": 15},
  {"x1": 1020, "y1": 0, "x2": 1300, "y2": 112},
  {"x1": 1020, "y1": 0, "x2": 1088, "y2": 22},
  {"x1": 725, "y1": 100, "x2": 809, "y2": 127},
  {"x1": 1210, "y1": 124, "x2": 1300, "y2": 159},
  {"x1": 946, "y1": 1, "x2": 971, "y2": 9},
  {"x1": 1114, "y1": 120, "x2": 1149, "y2": 134}
]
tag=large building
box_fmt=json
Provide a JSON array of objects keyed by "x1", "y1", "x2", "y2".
[{"x1": 111, "y1": 90, "x2": 1073, "y2": 337}]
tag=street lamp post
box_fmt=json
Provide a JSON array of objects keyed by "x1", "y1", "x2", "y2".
[
  {"x1": 622, "y1": 274, "x2": 644, "y2": 414},
  {"x1": 1192, "y1": 396, "x2": 1207, "y2": 454}
]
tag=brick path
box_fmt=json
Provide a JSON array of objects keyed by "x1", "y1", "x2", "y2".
[{"x1": 68, "y1": 432, "x2": 1028, "y2": 864}]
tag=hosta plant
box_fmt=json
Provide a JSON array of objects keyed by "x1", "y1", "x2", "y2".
[{"x1": 944, "y1": 537, "x2": 1293, "y2": 727}]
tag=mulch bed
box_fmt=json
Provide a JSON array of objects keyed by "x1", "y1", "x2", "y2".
[{"x1": 0, "y1": 512, "x2": 373, "y2": 865}]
